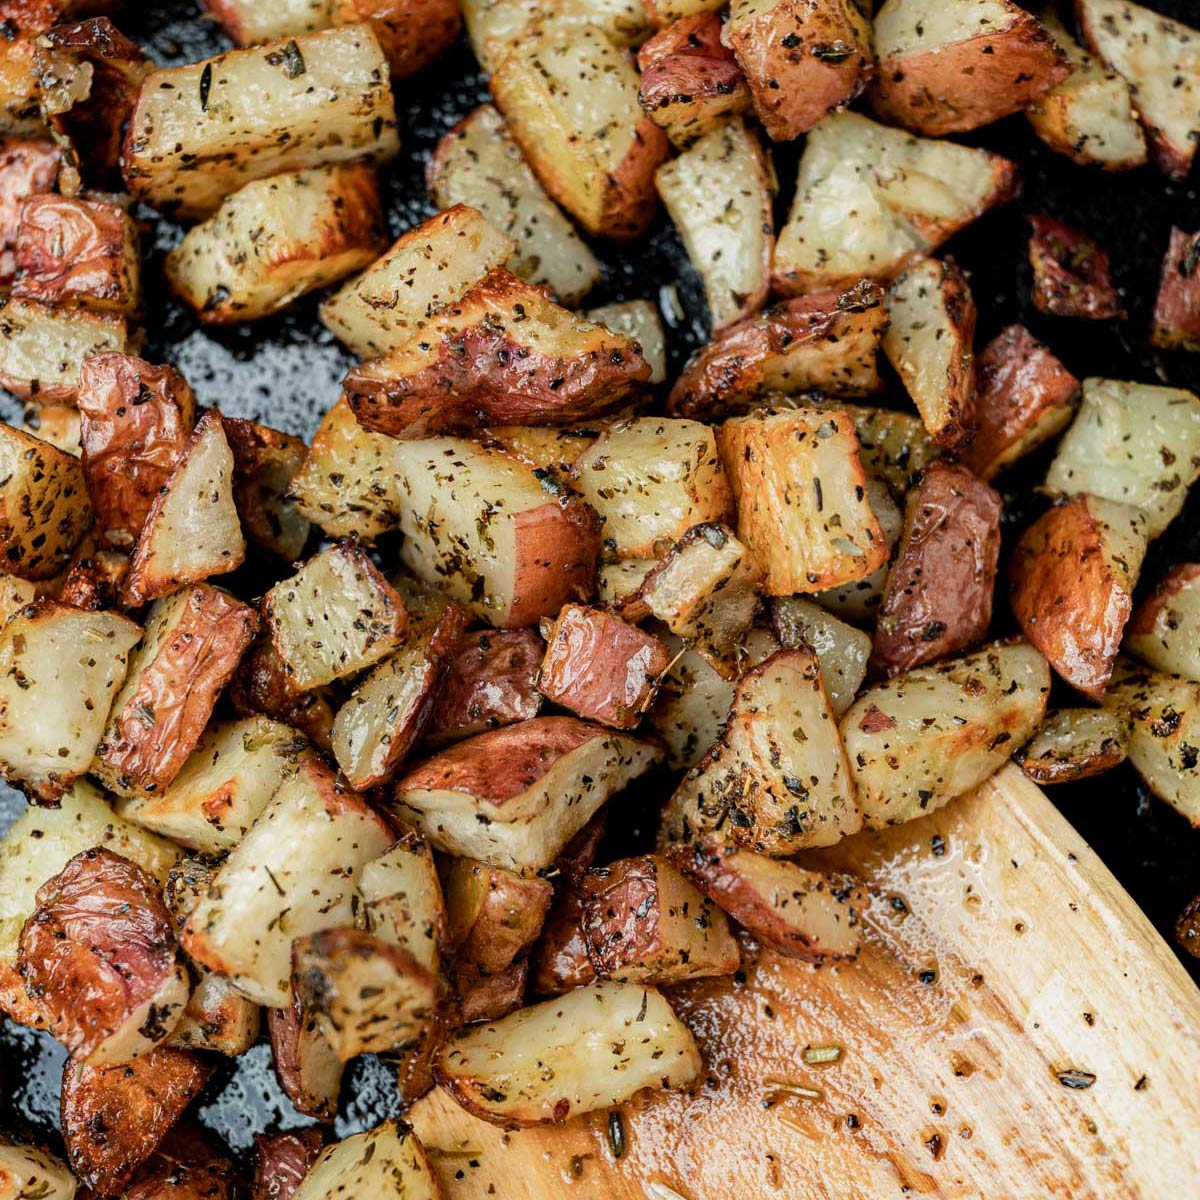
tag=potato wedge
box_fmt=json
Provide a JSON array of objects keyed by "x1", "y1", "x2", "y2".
[
  {"x1": 1015, "y1": 707, "x2": 1128, "y2": 785},
  {"x1": 667, "y1": 281, "x2": 887, "y2": 420},
  {"x1": 167, "y1": 164, "x2": 383, "y2": 324},
  {"x1": 429, "y1": 106, "x2": 600, "y2": 306},
  {"x1": 655, "y1": 119, "x2": 771, "y2": 332},
  {"x1": 586, "y1": 300, "x2": 666, "y2": 385},
  {"x1": 1028, "y1": 215, "x2": 1123, "y2": 320},
  {"x1": 393, "y1": 716, "x2": 663, "y2": 872},
  {"x1": 0, "y1": 1140, "x2": 76, "y2": 1200},
  {"x1": 253, "y1": 1129, "x2": 325, "y2": 1200},
  {"x1": 1151, "y1": 227, "x2": 1200, "y2": 352},
  {"x1": 770, "y1": 596, "x2": 869, "y2": 716},
  {"x1": 1127, "y1": 563, "x2": 1200, "y2": 682},
  {"x1": 0, "y1": 138, "x2": 62, "y2": 281},
  {"x1": 841, "y1": 641, "x2": 1050, "y2": 828},
  {"x1": 1043, "y1": 377, "x2": 1200, "y2": 539},
  {"x1": 345, "y1": 269, "x2": 650, "y2": 438},
  {"x1": 358, "y1": 830, "x2": 446, "y2": 975},
  {"x1": 489, "y1": 24, "x2": 670, "y2": 240},
  {"x1": 883, "y1": 256, "x2": 976, "y2": 450},
  {"x1": 725, "y1": 0, "x2": 874, "y2": 141},
  {"x1": 122, "y1": 26, "x2": 400, "y2": 219},
  {"x1": 679, "y1": 848, "x2": 866, "y2": 962},
  {"x1": 1077, "y1": 0, "x2": 1200, "y2": 178},
  {"x1": 716, "y1": 406, "x2": 888, "y2": 595},
  {"x1": 291, "y1": 1123, "x2": 440, "y2": 1200},
  {"x1": 773, "y1": 110, "x2": 1017, "y2": 294},
  {"x1": 181, "y1": 758, "x2": 393, "y2": 1006},
  {"x1": 222, "y1": 417, "x2": 311, "y2": 562},
  {"x1": 122, "y1": 409, "x2": 246, "y2": 606},
  {"x1": 266, "y1": 994, "x2": 344, "y2": 1120}
]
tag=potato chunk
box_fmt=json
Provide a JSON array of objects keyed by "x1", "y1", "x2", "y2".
[
  {"x1": 1028, "y1": 215, "x2": 1124, "y2": 319},
  {"x1": 0, "y1": 1140, "x2": 76, "y2": 1200},
  {"x1": 223, "y1": 417, "x2": 311, "y2": 562},
  {"x1": 438, "y1": 982, "x2": 699, "y2": 1126},
  {"x1": 122, "y1": 25, "x2": 400, "y2": 218},
  {"x1": 358, "y1": 829, "x2": 446, "y2": 975},
  {"x1": 291, "y1": 1123, "x2": 440, "y2": 1200},
  {"x1": 0, "y1": 138, "x2": 60, "y2": 283},
  {"x1": 267, "y1": 993, "x2": 344, "y2": 1120},
  {"x1": 770, "y1": 596, "x2": 869, "y2": 716},
  {"x1": 167, "y1": 164, "x2": 382, "y2": 324},
  {"x1": 841, "y1": 641, "x2": 1050, "y2": 828},
  {"x1": 1151, "y1": 227, "x2": 1200, "y2": 352},
  {"x1": 1127, "y1": 563, "x2": 1200, "y2": 682},
  {"x1": 587, "y1": 299, "x2": 666, "y2": 385},
  {"x1": 0, "y1": 423, "x2": 92, "y2": 579},
  {"x1": 716, "y1": 406, "x2": 887, "y2": 595},
  {"x1": 253, "y1": 1129, "x2": 325, "y2": 1200},
  {"x1": 1015, "y1": 708, "x2": 1128, "y2": 785}
]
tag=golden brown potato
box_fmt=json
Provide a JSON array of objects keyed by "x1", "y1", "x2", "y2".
[
  {"x1": 21, "y1": 401, "x2": 81, "y2": 456},
  {"x1": 0, "y1": 137, "x2": 61, "y2": 282},
  {"x1": 18, "y1": 847, "x2": 188, "y2": 1065},
  {"x1": 725, "y1": 0, "x2": 874, "y2": 140},
  {"x1": 95, "y1": 585, "x2": 259, "y2": 799},
  {"x1": 78, "y1": 353, "x2": 197, "y2": 550},
  {"x1": 345, "y1": 269, "x2": 650, "y2": 438},
  {"x1": 871, "y1": 0, "x2": 1068, "y2": 135},
  {"x1": 871, "y1": 462, "x2": 1002, "y2": 677},
  {"x1": 229, "y1": 636, "x2": 337, "y2": 752},
  {"x1": 1151, "y1": 227, "x2": 1200, "y2": 351},
  {"x1": 489, "y1": 25, "x2": 670, "y2": 240},
  {"x1": 667, "y1": 280, "x2": 887, "y2": 421},
  {"x1": 716, "y1": 406, "x2": 888, "y2": 595},
  {"x1": 60, "y1": 1047, "x2": 212, "y2": 1197},
  {"x1": 1015, "y1": 707, "x2": 1128, "y2": 785},
  {"x1": 962, "y1": 325, "x2": 1079, "y2": 481},
  {"x1": 223, "y1": 417, "x2": 311, "y2": 562},
  {"x1": 1028, "y1": 214, "x2": 1124, "y2": 319},
  {"x1": 1127, "y1": 563, "x2": 1200, "y2": 682},
  {"x1": 537, "y1": 604, "x2": 670, "y2": 729},
  {"x1": 267, "y1": 992, "x2": 344, "y2": 1121},
  {"x1": 637, "y1": 12, "x2": 751, "y2": 148},
  {"x1": 1010, "y1": 495, "x2": 1148, "y2": 697},
  {"x1": 253, "y1": 1129, "x2": 326, "y2": 1200}
]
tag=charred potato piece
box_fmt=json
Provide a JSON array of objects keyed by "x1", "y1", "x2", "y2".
[
  {"x1": 1127, "y1": 563, "x2": 1200, "y2": 682},
  {"x1": 95, "y1": 585, "x2": 259, "y2": 799},
  {"x1": 871, "y1": 462, "x2": 1002, "y2": 677},
  {"x1": 167, "y1": 164, "x2": 383, "y2": 324},
  {"x1": 841, "y1": 641, "x2": 1051, "y2": 828},
  {"x1": 267, "y1": 994, "x2": 344, "y2": 1120},
  {"x1": 586, "y1": 300, "x2": 666, "y2": 385},
  {"x1": 291, "y1": 1123, "x2": 440, "y2": 1200},
  {"x1": 1028, "y1": 215, "x2": 1124, "y2": 320},
  {"x1": 436, "y1": 982, "x2": 700, "y2": 1127},
  {"x1": 223, "y1": 417, "x2": 311, "y2": 562},
  {"x1": 770, "y1": 596, "x2": 869, "y2": 716},
  {"x1": 58, "y1": 542, "x2": 127, "y2": 611},
  {"x1": 1015, "y1": 707, "x2": 1128, "y2": 785},
  {"x1": 0, "y1": 137, "x2": 61, "y2": 283},
  {"x1": 1151, "y1": 227, "x2": 1200, "y2": 352},
  {"x1": 537, "y1": 604, "x2": 670, "y2": 729},
  {"x1": 428, "y1": 106, "x2": 600, "y2": 306},
  {"x1": 394, "y1": 716, "x2": 663, "y2": 872},
  {"x1": 667, "y1": 280, "x2": 887, "y2": 421},
  {"x1": 18, "y1": 847, "x2": 188, "y2": 1064},
  {"x1": 358, "y1": 829, "x2": 446, "y2": 975},
  {"x1": 655, "y1": 119, "x2": 771, "y2": 332},
  {"x1": 122, "y1": 26, "x2": 400, "y2": 219},
  {"x1": 725, "y1": 0, "x2": 874, "y2": 141},
  {"x1": 253, "y1": 1129, "x2": 326, "y2": 1200},
  {"x1": 0, "y1": 1140, "x2": 76, "y2": 1200},
  {"x1": 963, "y1": 325, "x2": 1079, "y2": 481}
]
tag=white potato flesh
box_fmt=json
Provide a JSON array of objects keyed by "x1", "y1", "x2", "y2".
[
  {"x1": 813, "y1": 476, "x2": 903, "y2": 623},
  {"x1": 437, "y1": 982, "x2": 700, "y2": 1125},
  {"x1": 358, "y1": 834, "x2": 445, "y2": 974},
  {"x1": 874, "y1": 0, "x2": 1014, "y2": 57},
  {"x1": 0, "y1": 1140, "x2": 77, "y2": 1200},
  {"x1": 587, "y1": 300, "x2": 666, "y2": 384},
  {"x1": 123, "y1": 25, "x2": 400, "y2": 218},
  {"x1": 292, "y1": 1122, "x2": 441, "y2": 1200},
  {"x1": 430, "y1": 105, "x2": 601, "y2": 306},
  {"x1": 1127, "y1": 566, "x2": 1200, "y2": 682},
  {"x1": 205, "y1": 0, "x2": 332, "y2": 45},
  {"x1": 0, "y1": 576, "x2": 35, "y2": 627},
  {"x1": 597, "y1": 557, "x2": 656, "y2": 619},
  {"x1": 170, "y1": 969, "x2": 261, "y2": 1057},
  {"x1": 770, "y1": 596, "x2": 870, "y2": 716}
]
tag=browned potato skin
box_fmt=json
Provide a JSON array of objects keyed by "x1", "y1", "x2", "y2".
[
  {"x1": 344, "y1": 270, "x2": 650, "y2": 439},
  {"x1": 1177, "y1": 894, "x2": 1200, "y2": 960},
  {"x1": 637, "y1": 13, "x2": 751, "y2": 147},
  {"x1": 59, "y1": 544, "x2": 129, "y2": 611},
  {"x1": 96, "y1": 586, "x2": 259, "y2": 796},
  {"x1": 872, "y1": 7, "x2": 1069, "y2": 135},
  {"x1": 1028, "y1": 214, "x2": 1124, "y2": 319},
  {"x1": 1128, "y1": 562, "x2": 1200, "y2": 649},
  {"x1": 529, "y1": 886, "x2": 595, "y2": 996},
  {"x1": 18, "y1": 848, "x2": 183, "y2": 1063},
  {"x1": 266, "y1": 994, "x2": 343, "y2": 1121},
  {"x1": 1014, "y1": 712, "x2": 1128, "y2": 785},
  {"x1": 1151, "y1": 227, "x2": 1200, "y2": 351},
  {"x1": 668, "y1": 281, "x2": 886, "y2": 421},
  {"x1": 457, "y1": 956, "x2": 529, "y2": 1024},
  {"x1": 222, "y1": 417, "x2": 310, "y2": 560},
  {"x1": 871, "y1": 462, "x2": 1002, "y2": 677},
  {"x1": 0, "y1": 138, "x2": 60, "y2": 284},
  {"x1": 125, "y1": 1144, "x2": 235, "y2": 1200},
  {"x1": 77, "y1": 353, "x2": 197, "y2": 549},
  {"x1": 229, "y1": 636, "x2": 337, "y2": 752},
  {"x1": 537, "y1": 605, "x2": 670, "y2": 730},
  {"x1": 726, "y1": 0, "x2": 874, "y2": 141},
  {"x1": 60, "y1": 1047, "x2": 212, "y2": 1197},
  {"x1": 962, "y1": 324, "x2": 1079, "y2": 481},
  {"x1": 252, "y1": 1130, "x2": 325, "y2": 1200},
  {"x1": 332, "y1": 0, "x2": 461, "y2": 77}
]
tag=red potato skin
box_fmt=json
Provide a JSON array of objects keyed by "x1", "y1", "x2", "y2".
[
  {"x1": 332, "y1": 0, "x2": 461, "y2": 78},
  {"x1": 506, "y1": 493, "x2": 602, "y2": 629},
  {"x1": 529, "y1": 885, "x2": 595, "y2": 996},
  {"x1": 1028, "y1": 215, "x2": 1124, "y2": 319},
  {"x1": 221, "y1": 416, "x2": 310, "y2": 558},
  {"x1": 870, "y1": 462, "x2": 1003, "y2": 677},
  {"x1": 429, "y1": 628, "x2": 543, "y2": 744},
  {"x1": 0, "y1": 138, "x2": 60, "y2": 284},
  {"x1": 18, "y1": 848, "x2": 183, "y2": 1063},
  {"x1": 252, "y1": 1130, "x2": 325, "y2": 1200},
  {"x1": 962, "y1": 325, "x2": 1079, "y2": 481},
  {"x1": 96, "y1": 585, "x2": 259, "y2": 796},
  {"x1": 125, "y1": 1155, "x2": 234, "y2": 1200},
  {"x1": 60, "y1": 1047, "x2": 212, "y2": 1197},
  {"x1": 1151, "y1": 227, "x2": 1200, "y2": 351},
  {"x1": 265, "y1": 994, "x2": 342, "y2": 1121},
  {"x1": 537, "y1": 605, "x2": 670, "y2": 730},
  {"x1": 456, "y1": 956, "x2": 528, "y2": 1024}
]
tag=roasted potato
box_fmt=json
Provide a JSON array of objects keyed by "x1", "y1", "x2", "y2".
[
  {"x1": 479, "y1": 416, "x2": 617, "y2": 475},
  {"x1": 1127, "y1": 563, "x2": 1200, "y2": 682},
  {"x1": 1015, "y1": 707, "x2": 1128, "y2": 785},
  {"x1": 1176, "y1": 895, "x2": 1200, "y2": 959},
  {"x1": 0, "y1": 138, "x2": 60, "y2": 282},
  {"x1": 170, "y1": 969, "x2": 261, "y2": 1059},
  {"x1": 770, "y1": 596, "x2": 870, "y2": 715},
  {"x1": 121, "y1": 26, "x2": 400, "y2": 219},
  {"x1": 1151, "y1": 227, "x2": 1200, "y2": 351},
  {"x1": 655, "y1": 119, "x2": 772, "y2": 332},
  {"x1": 716, "y1": 406, "x2": 888, "y2": 595},
  {"x1": 637, "y1": 12, "x2": 751, "y2": 149},
  {"x1": 358, "y1": 829, "x2": 446, "y2": 975},
  {"x1": 18, "y1": 847, "x2": 188, "y2": 1064},
  {"x1": 963, "y1": 325, "x2": 1079, "y2": 481},
  {"x1": 394, "y1": 716, "x2": 663, "y2": 872},
  {"x1": 125, "y1": 1149, "x2": 235, "y2": 1200},
  {"x1": 228, "y1": 637, "x2": 338, "y2": 752},
  {"x1": 586, "y1": 299, "x2": 666, "y2": 385},
  {"x1": 772, "y1": 110, "x2": 1017, "y2": 294},
  {"x1": 253, "y1": 1129, "x2": 326, "y2": 1200},
  {"x1": 596, "y1": 557, "x2": 656, "y2": 622},
  {"x1": 0, "y1": 1140, "x2": 76, "y2": 1200},
  {"x1": 437, "y1": 981, "x2": 699, "y2": 1126},
  {"x1": 725, "y1": 0, "x2": 874, "y2": 140},
  {"x1": 537, "y1": 604, "x2": 670, "y2": 729},
  {"x1": 841, "y1": 641, "x2": 1050, "y2": 828},
  {"x1": 222, "y1": 417, "x2": 311, "y2": 562},
  {"x1": 94, "y1": 585, "x2": 259, "y2": 799},
  {"x1": 58, "y1": 542, "x2": 127, "y2": 611},
  {"x1": 428, "y1": 105, "x2": 600, "y2": 306},
  {"x1": 78, "y1": 353, "x2": 197, "y2": 550},
  {"x1": 1043, "y1": 377, "x2": 1200, "y2": 539},
  {"x1": 667, "y1": 280, "x2": 887, "y2": 421},
  {"x1": 489, "y1": 24, "x2": 670, "y2": 240},
  {"x1": 0, "y1": 36, "x2": 46, "y2": 139},
  {"x1": 1028, "y1": 214, "x2": 1124, "y2": 319},
  {"x1": 644, "y1": 0, "x2": 724, "y2": 24},
  {"x1": 266, "y1": 994, "x2": 344, "y2": 1120},
  {"x1": 815, "y1": 400, "x2": 938, "y2": 499},
  {"x1": 291, "y1": 1123, "x2": 440, "y2": 1200},
  {"x1": 181, "y1": 757, "x2": 393, "y2": 1006}
]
